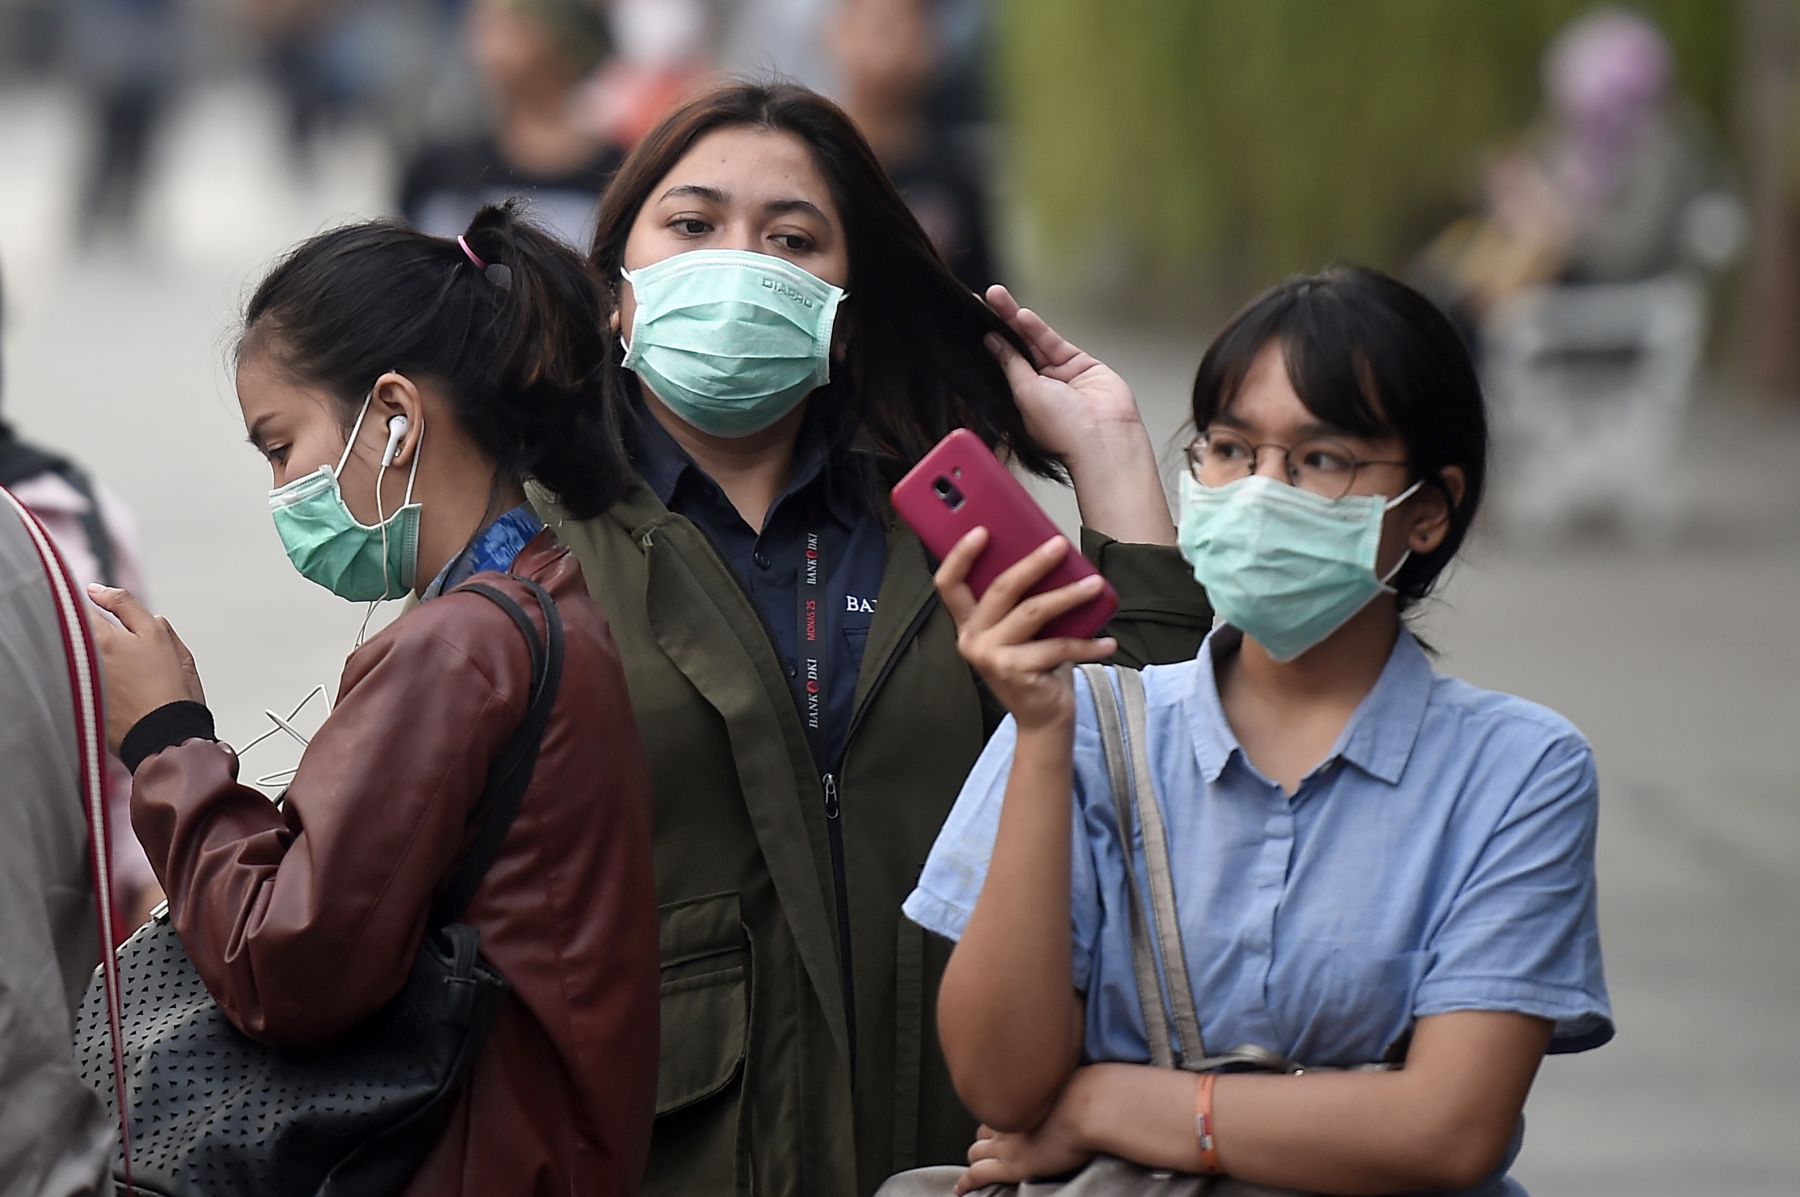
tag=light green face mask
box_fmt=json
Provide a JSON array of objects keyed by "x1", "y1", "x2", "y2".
[
  {"x1": 1176, "y1": 472, "x2": 1420, "y2": 662},
  {"x1": 267, "y1": 395, "x2": 422, "y2": 602},
  {"x1": 621, "y1": 249, "x2": 846, "y2": 437}
]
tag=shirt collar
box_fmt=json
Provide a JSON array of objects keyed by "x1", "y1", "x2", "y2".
[
  {"x1": 1186, "y1": 624, "x2": 1242, "y2": 783},
  {"x1": 1185, "y1": 623, "x2": 1435, "y2": 787},
  {"x1": 1331, "y1": 627, "x2": 1435, "y2": 784},
  {"x1": 421, "y1": 503, "x2": 544, "y2": 600},
  {"x1": 629, "y1": 398, "x2": 853, "y2": 530}
]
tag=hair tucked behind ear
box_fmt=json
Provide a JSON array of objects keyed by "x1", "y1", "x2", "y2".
[{"x1": 239, "y1": 200, "x2": 629, "y2": 517}]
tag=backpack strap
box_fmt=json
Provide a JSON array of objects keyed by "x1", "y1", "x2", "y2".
[
  {"x1": 0, "y1": 435, "x2": 119, "y2": 586},
  {"x1": 429, "y1": 577, "x2": 563, "y2": 926},
  {"x1": 0, "y1": 484, "x2": 133, "y2": 1191}
]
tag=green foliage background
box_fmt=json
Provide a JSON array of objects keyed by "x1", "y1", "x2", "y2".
[{"x1": 993, "y1": 1, "x2": 1736, "y2": 318}]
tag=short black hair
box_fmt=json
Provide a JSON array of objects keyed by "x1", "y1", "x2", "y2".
[
  {"x1": 1190, "y1": 266, "x2": 1488, "y2": 607},
  {"x1": 240, "y1": 200, "x2": 630, "y2": 518}
]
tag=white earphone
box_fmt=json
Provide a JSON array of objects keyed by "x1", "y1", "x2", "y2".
[{"x1": 381, "y1": 415, "x2": 409, "y2": 468}]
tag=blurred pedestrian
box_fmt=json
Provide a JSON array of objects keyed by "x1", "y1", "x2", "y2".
[
  {"x1": 67, "y1": 0, "x2": 182, "y2": 248},
  {"x1": 88, "y1": 203, "x2": 659, "y2": 1194},
  {"x1": 831, "y1": 0, "x2": 998, "y2": 291},
  {"x1": 243, "y1": 0, "x2": 398, "y2": 177},
  {"x1": 581, "y1": 0, "x2": 713, "y2": 152},
  {"x1": 0, "y1": 491, "x2": 116, "y2": 1196},
  {"x1": 0, "y1": 257, "x2": 162, "y2": 931},
  {"x1": 1414, "y1": 6, "x2": 1727, "y2": 343},
  {"x1": 400, "y1": 0, "x2": 620, "y2": 247}
]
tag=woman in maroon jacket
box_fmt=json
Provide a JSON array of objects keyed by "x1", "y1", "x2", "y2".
[{"x1": 87, "y1": 202, "x2": 660, "y2": 1195}]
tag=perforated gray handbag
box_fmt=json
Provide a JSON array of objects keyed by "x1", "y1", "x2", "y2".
[
  {"x1": 71, "y1": 579, "x2": 562, "y2": 1197},
  {"x1": 878, "y1": 666, "x2": 1384, "y2": 1197}
]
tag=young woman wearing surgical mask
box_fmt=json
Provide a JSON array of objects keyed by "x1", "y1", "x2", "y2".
[
  {"x1": 86, "y1": 203, "x2": 660, "y2": 1196},
  {"x1": 533, "y1": 83, "x2": 1213, "y2": 1196},
  {"x1": 905, "y1": 268, "x2": 1612, "y2": 1195}
]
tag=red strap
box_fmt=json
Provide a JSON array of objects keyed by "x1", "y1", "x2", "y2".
[{"x1": 2, "y1": 486, "x2": 134, "y2": 1193}]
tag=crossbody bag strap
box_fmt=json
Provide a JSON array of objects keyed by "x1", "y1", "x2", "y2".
[
  {"x1": 0, "y1": 486, "x2": 134, "y2": 1192},
  {"x1": 1115, "y1": 667, "x2": 1208, "y2": 1068},
  {"x1": 1077, "y1": 663, "x2": 1175, "y2": 1072},
  {"x1": 430, "y1": 578, "x2": 564, "y2": 926}
]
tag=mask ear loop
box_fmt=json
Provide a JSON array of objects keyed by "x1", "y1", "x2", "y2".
[{"x1": 1375, "y1": 478, "x2": 1429, "y2": 590}]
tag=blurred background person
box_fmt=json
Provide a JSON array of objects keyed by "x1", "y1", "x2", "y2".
[
  {"x1": 0, "y1": 257, "x2": 162, "y2": 931},
  {"x1": 400, "y1": 0, "x2": 620, "y2": 246},
  {"x1": 1411, "y1": 7, "x2": 1745, "y2": 537},
  {"x1": 242, "y1": 0, "x2": 411, "y2": 179},
  {"x1": 0, "y1": 493, "x2": 116, "y2": 1197},
  {"x1": 829, "y1": 0, "x2": 999, "y2": 292},
  {"x1": 581, "y1": 0, "x2": 713, "y2": 153},
  {"x1": 66, "y1": 0, "x2": 184, "y2": 250},
  {"x1": 1413, "y1": 6, "x2": 1732, "y2": 349}
]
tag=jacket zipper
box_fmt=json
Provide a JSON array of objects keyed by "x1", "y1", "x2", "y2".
[
  {"x1": 821, "y1": 595, "x2": 937, "y2": 1081},
  {"x1": 820, "y1": 770, "x2": 855, "y2": 1082}
]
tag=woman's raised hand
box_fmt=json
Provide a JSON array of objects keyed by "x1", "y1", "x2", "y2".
[
  {"x1": 983, "y1": 285, "x2": 1177, "y2": 546},
  {"x1": 982, "y1": 284, "x2": 1144, "y2": 462},
  {"x1": 934, "y1": 528, "x2": 1116, "y2": 732}
]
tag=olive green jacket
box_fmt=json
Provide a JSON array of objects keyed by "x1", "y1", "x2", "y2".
[{"x1": 533, "y1": 477, "x2": 1211, "y2": 1196}]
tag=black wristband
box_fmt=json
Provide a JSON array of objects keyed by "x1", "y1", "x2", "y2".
[{"x1": 121, "y1": 700, "x2": 217, "y2": 774}]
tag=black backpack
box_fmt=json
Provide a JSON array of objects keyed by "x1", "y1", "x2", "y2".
[{"x1": 0, "y1": 425, "x2": 119, "y2": 586}]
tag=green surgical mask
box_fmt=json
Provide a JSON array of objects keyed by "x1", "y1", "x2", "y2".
[
  {"x1": 268, "y1": 395, "x2": 422, "y2": 602},
  {"x1": 1176, "y1": 472, "x2": 1420, "y2": 662},
  {"x1": 621, "y1": 249, "x2": 846, "y2": 438}
]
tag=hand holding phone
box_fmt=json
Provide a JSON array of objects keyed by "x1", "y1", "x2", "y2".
[
  {"x1": 892, "y1": 430, "x2": 1119, "y2": 730},
  {"x1": 891, "y1": 429, "x2": 1119, "y2": 640}
]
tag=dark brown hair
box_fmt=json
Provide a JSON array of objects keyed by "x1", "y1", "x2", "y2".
[{"x1": 589, "y1": 80, "x2": 1060, "y2": 489}]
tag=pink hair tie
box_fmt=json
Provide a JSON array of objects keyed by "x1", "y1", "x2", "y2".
[{"x1": 457, "y1": 234, "x2": 488, "y2": 271}]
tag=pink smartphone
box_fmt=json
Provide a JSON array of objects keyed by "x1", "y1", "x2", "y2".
[{"x1": 891, "y1": 429, "x2": 1119, "y2": 640}]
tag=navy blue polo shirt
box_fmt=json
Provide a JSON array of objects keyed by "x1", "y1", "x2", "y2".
[{"x1": 632, "y1": 410, "x2": 888, "y2": 770}]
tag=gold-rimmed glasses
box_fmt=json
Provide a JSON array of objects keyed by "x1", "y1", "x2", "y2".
[{"x1": 1186, "y1": 427, "x2": 1409, "y2": 500}]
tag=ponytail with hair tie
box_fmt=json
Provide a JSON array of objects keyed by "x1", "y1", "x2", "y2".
[{"x1": 240, "y1": 199, "x2": 630, "y2": 518}]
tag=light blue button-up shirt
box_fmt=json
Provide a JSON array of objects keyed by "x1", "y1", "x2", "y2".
[{"x1": 904, "y1": 626, "x2": 1612, "y2": 1194}]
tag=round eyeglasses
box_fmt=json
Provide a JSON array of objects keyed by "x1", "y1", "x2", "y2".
[{"x1": 1186, "y1": 428, "x2": 1409, "y2": 500}]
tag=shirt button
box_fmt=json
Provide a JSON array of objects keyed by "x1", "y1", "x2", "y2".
[
  {"x1": 784, "y1": 659, "x2": 798, "y2": 678},
  {"x1": 754, "y1": 550, "x2": 772, "y2": 570}
]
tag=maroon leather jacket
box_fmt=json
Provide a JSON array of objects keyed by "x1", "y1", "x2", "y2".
[{"x1": 129, "y1": 536, "x2": 659, "y2": 1195}]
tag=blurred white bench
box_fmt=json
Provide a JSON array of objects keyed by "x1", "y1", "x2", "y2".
[{"x1": 1481, "y1": 192, "x2": 1743, "y2": 538}]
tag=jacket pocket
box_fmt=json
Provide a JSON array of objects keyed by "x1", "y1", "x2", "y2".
[{"x1": 647, "y1": 892, "x2": 752, "y2": 1194}]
